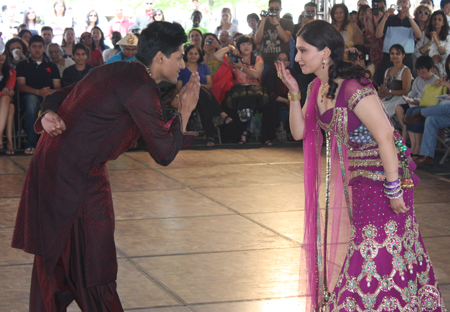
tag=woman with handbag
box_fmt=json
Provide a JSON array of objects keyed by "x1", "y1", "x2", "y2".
[
  {"x1": 214, "y1": 35, "x2": 265, "y2": 144},
  {"x1": 378, "y1": 44, "x2": 412, "y2": 117}
]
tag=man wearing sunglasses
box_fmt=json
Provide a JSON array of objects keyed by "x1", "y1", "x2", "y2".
[
  {"x1": 255, "y1": 0, "x2": 294, "y2": 77},
  {"x1": 135, "y1": 0, "x2": 154, "y2": 30}
]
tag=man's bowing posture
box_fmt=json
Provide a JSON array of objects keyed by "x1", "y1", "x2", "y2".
[{"x1": 11, "y1": 21, "x2": 200, "y2": 312}]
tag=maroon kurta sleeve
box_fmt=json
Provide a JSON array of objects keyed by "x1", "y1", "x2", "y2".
[{"x1": 122, "y1": 84, "x2": 197, "y2": 166}]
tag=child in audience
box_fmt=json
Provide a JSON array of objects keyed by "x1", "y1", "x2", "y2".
[{"x1": 395, "y1": 55, "x2": 439, "y2": 156}]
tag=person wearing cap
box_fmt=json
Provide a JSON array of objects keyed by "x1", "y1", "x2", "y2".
[
  {"x1": 128, "y1": 24, "x2": 141, "y2": 36},
  {"x1": 105, "y1": 33, "x2": 138, "y2": 63},
  {"x1": 12, "y1": 21, "x2": 200, "y2": 311},
  {"x1": 134, "y1": 0, "x2": 154, "y2": 30},
  {"x1": 16, "y1": 35, "x2": 61, "y2": 155}
]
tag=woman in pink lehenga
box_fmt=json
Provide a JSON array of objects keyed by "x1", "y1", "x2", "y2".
[{"x1": 275, "y1": 20, "x2": 447, "y2": 312}]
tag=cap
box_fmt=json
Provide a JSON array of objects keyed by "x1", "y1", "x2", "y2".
[{"x1": 117, "y1": 33, "x2": 138, "y2": 46}]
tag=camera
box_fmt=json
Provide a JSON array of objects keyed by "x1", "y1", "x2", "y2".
[
  {"x1": 260, "y1": 10, "x2": 277, "y2": 17},
  {"x1": 372, "y1": 0, "x2": 378, "y2": 15},
  {"x1": 349, "y1": 51, "x2": 359, "y2": 62},
  {"x1": 231, "y1": 54, "x2": 242, "y2": 63},
  {"x1": 303, "y1": 12, "x2": 315, "y2": 18},
  {"x1": 206, "y1": 38, "x2": 213, "y2": 45},
  {"x1": 391, "y1": 4, "x2": 402, "y2": 10}
]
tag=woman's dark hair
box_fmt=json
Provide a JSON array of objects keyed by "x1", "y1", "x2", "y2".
[
  {"x1": 23, "y1": 7, "x2": 37, "y2": 26},
  {"x1": 188, "y1": 28, "x2": 203, "y2": 43},
  {"x1": 91, "y1": 26, "x2": 108, "y2": 51},
  {"x1": 427, "y1": 10, "x2": 449, "y2": 41},
  {"x1": 136, "y1": 21, "x2": 187, "y2": 66},
  {"x1": 61, "y1": 27, "x2": 74, "y2": 47},
  {"x1": 86, "y1": 10, "x2": 99, "y2": 28},
  {"x1": 236, "y1": 35, "x2": 257, "y2": 65},
  {"x1": 356, "y1": 5, "x2": 369, "y2": 30},
  {"x1": 297, "y1": 20, "x2": 369, "y2": 100},
  {"x1": 276, "y1": 51, "x2": 290, "y2": 62},
  {"x1": 154, "y1": 8, "x2": 165, "y2": 21},
  {"x1": 18, "y1": 29, "x2": 32, "y2": 39},
  {"x1": 183, "y1": 44, "x2": 204, "y2": 63},
  {"x1": 1, "y1": 51, "x2": 11, "y2": 83},
  {"x1": 247, "y1": 13, "x2": 259, "y2": 23},
  {"x1": 72, "y1": 42, "x2": 90, "y2": 57},
  {"x1": 445, "y1": 54, "x2": 450, "y2": 80},
  {"x1": 330, "y1": 3, "x2": 349, "y2": 33},
  {"x1": 5, "y1": 38, "x2": 29, "y2": 61},
  {"x1": 201, "y1": 33, "x2": 219, "y2": 52}
]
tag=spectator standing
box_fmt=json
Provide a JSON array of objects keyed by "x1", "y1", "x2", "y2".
[
  {"x1": 108, "y1": 6, "x2": 132, "y2": 37},
  {"x1": 420, "y1": 0, "x2": 434, "y2": 10},
  {"x1": 61, "y1": 43, "x2": 93, "y2": 87},
  {"x1": 201, "y1": 33, "x2": 222, "y2": 77},
  {"x1": 357, "y1": 0, "x2": 369, "y2": 9},
  {"x1": 415, "y1": 10, "x2": 450, "y2": 77},
  {"x1": 376, "y1": 0, "x2": 422, "y2": 76},
  {"x1": 48, "y1": 0, "x2": 72, "y2": 44},
  {"x1": 48, "y1": 42, "x2": 75, "y2": 76},
  {"x1": 102, "y1": 32, "x2": 122, "y2": 62},
  {"x1": 85, "y1": 10, "x2": 99, "y2": 33},
  {"x1": 80, "y1": 31, "x2": 104, "y2": 67},
  {"x1": 5, "y1": 38, "x2": 28, "y2": 69},
  {"x1": 134, "y1": 0, "x2": 154, "y2": 30},
  {"x1": 91, "y1": 26, "x2": 109, "y2": 52},
  {"x1": 61, "y1": 27, "x2": 75, "y2": 58},
  {"x1": 0, "y1": 47, "x2": 16, "y2": 155},
  {"x1": 19, "y1": 29, "x2": 32, "y2": 44},
  {"x1": 186, "y1": 10, "x2": 208, "y2": 36},
  {"x1": 331, "y1": 4, "x2": 364, "y2": 50},
  {"x1": 414, "y1": 4, "x2": 432, "y2": 33},
  {"x1": 16, "y1": 35, "x2": 61, "y2": 154},
  {"x1": 255, "y1": 0, "x2": 294, "y2": 76},
  {"x1": 365, "y1": 0, "x2": 386, "y2": 85},
  {"x1": 214, "y1": 8, "x2": 238, "y2": 38},
  {"x1": 188, "y1": 29, "x2": 203, "y2": 48},
  {"x1": 247, "y1": 13, "x2": 261, "y2": 53},
  {"x1": 41, "y1": 26, "x2": 54, "y2": 50},
  {"x1": 23, "y1": 7, "x2": 41, "y2": 35},
  {"x1": 106, "y1": 34, "x2": 138, "y2": 63},
  {"x1": 153, "y1": 8, "x2": 165, "y2": 22},
  {"x1": 442, "y1": 0, "x2": 450, "y2": 27}
]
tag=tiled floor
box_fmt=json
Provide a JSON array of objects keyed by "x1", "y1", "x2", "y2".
[{"x1": 1, "y1": 146, "x2": 449, "y2": 311}]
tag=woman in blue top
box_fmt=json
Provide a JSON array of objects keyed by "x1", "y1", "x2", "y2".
[{"x1": 176, "y1": 45, "x2": 232, "y2": 146}]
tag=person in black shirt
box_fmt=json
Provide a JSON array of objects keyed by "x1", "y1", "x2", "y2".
[
  {"x1": 16, "y1": 35, "x2": 61, "y2": 154},
  {"x1": 61, "y1": 44, "x2": 94, "y2": 87}
]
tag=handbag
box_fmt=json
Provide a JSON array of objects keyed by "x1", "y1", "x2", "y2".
[
  {"x1": 419, "y1": 84, "x2": 448, "y2": 107},
  {"x1": 224, "y1": 83, "x2": 269, "y2": 110}
]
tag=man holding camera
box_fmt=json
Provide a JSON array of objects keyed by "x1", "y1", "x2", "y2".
[{"x1": 255, "y1": 0, "x2": 294, "y2": 77}]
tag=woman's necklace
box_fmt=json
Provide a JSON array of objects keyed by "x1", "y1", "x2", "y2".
[{"x1": 320, "y1": 83, "x2": 329, "y2": 103}]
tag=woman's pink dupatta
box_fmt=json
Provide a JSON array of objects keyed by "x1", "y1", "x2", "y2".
[{"x1": 301, "y1": 78, "x2": 352, "y2": 311}]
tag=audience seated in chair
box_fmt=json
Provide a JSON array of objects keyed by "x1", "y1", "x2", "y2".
[
  {"x1": 0, "y1": 47, "x2": 16, "y2": 155},
  {"x1": 5, "y1": 38, "x2": 28, "y2": 70},
  {"x1": 176, "y1": 44, "x2": 232, "y2": 147},
  {"x1": 61, "y1": 43, "x2": 94, "y2": 87},
  {"x1": 16, "y1": 35, "x2": 61, "y2": 155},
  {"x1": 201, "y1": 33, "x2": 222, "y2": 77},
  {"x1": 80, "y1": 31, "x2": 104, "y2": 67},
  {"x1": 47, "y1": 42, "x2": 75, "y2": 77},
  {"x1": 396, "y1": 56, "x2": 438, "y2": 156},
  {"x1": 106, "y1": 33, "x2": 138, "y2": 64}
]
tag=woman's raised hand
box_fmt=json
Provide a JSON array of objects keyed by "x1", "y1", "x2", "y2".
[{"x1": 274, "y1": 61, "x2": 299, "y2": 93}]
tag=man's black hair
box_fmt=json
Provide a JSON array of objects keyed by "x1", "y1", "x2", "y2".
[
  {"x1": 304, "y1": 2, "x2": 317, "y2": 8},
  {"x1": 441, "y1": 0, "x2": 450, "y2": 8},
  {"x1": 29, "y1": 35, "x2": 45, "y2": 46},
  {"x1": 269, "y1": 0, "x2": 281, "y2": 6},
  {"x1": 191, "y1": 10, "x2": 202, "y2": 18},
  {"x1": 247, "y1": 13, "x2": 260, "y2": 22},
  {"x1": 72, "y1": 43, "x2": 90, "y2": 56},
  {"x1": 415, "y1": 55, "x2": 435, "y2": 70},
  {"x1": 136, "y1": 21, "x2": 187, "y2": 66},
  {"x1": 18, "y1": 29, "x2": 32, "y2": 38}
]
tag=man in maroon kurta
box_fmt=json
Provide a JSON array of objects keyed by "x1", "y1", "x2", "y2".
[{"x1": 11, "y1": 21, "x2": 200, "y2": 311}]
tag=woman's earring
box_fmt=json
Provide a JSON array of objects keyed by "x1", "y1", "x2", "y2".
[{"x1": 322, "y1": 59, "x2": 326, "y2": 69}]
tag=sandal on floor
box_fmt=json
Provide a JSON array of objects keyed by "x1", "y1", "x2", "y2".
[
  {"x1": 24, "y1": 148, "x2": 35, "y2": 155},
  {"x1": 238, "y1": 131, "x2": 248, "y2": 144},
  {"x1": 6, "y1": 144, "x2": 14, "y2": 155},
  {"x1": 264, "y1": 140, "x2": 273, "y2": 146},
  {"x1": 206, "y1": 137, "x2": 215, "y2": 147}
]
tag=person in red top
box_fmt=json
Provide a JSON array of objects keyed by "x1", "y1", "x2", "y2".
[
  {"x1": 80, "y1": 31, "x2": 104, "y2": 66},
  {"x1": 108, "y1": 6, "x2": 133, "y2": 37},
  {"x1": 0, "y1": 45, "x2": 16, "y2": 155},
  {"x1": 11, "y1": 21, "x2": 200, "y2": 312}
]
